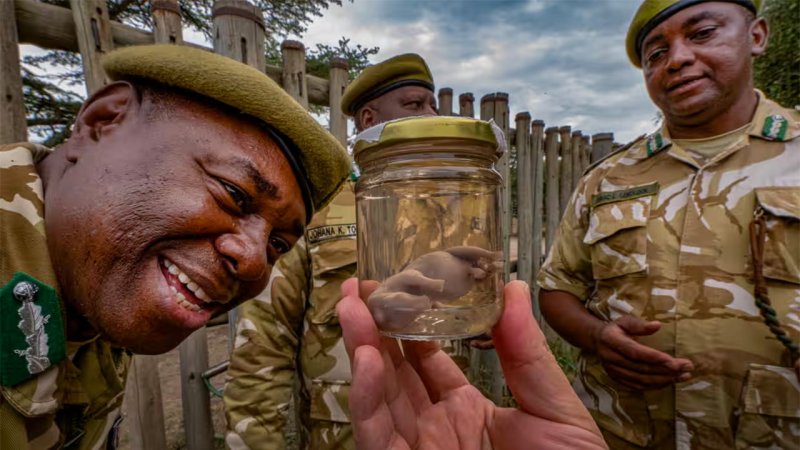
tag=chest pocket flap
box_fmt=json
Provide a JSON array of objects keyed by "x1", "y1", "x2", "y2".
[
  {"x1": 584, "y1": 192, "x2": 653, "y2": 280},
  {"x1": 755, "y1": 187, "x2": 800, "y2": 284}
]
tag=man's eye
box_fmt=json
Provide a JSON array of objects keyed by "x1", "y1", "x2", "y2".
[
  {"x1": 269, "y1": 236, "x2": 291, "y2": 255},
  {"x1": 692, "y1": 26, "x2": 716, "y2": 41},
  {"x1": 220, "y1": 180, "x2": 250, "y2": 210},
  {"x1": 646, "y1": 48, "x2": 666, "y2": 64}
]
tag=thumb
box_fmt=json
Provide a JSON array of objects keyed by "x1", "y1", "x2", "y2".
[{"x1": 615, "y1": 315, "x2": 661, "y2": 336}]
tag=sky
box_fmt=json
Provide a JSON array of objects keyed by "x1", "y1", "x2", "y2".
[
  {"x1": 299, "y1": 0, "x2": 659, "y2": 143},
  {"x1": 21, "y1": 0, "x2": 659, "y2": 144}
]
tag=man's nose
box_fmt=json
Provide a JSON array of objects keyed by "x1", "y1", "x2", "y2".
[{"x1": 215, "y1": 216, "x2": 269, "y2": 282}]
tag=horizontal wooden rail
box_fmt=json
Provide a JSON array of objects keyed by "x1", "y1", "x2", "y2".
[{"x1": 13, "y1": 0, "x2": 332, "y2": 106}]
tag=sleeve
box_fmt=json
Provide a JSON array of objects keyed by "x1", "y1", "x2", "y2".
[
  {"x1": 223, "y1": 240, "x2": 310, "y2": 450},
  {"x1": 536, "y1": 175, "x2": 596, "y2": 301}
]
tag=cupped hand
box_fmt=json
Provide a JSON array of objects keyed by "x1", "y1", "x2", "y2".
[
  {"x1": 337, "y1": 278, "x2": 608, "y2": 450},
  {"x1": 592, "y1": 316, "x2": 694, "y2": 390}
]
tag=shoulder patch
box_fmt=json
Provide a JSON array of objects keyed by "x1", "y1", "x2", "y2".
[
  {"x1": 0, "y1": 273, "x2": 66, "y2": 387},
  {"x1": 762, "y1": 114, "x2": 789, "y2": 141},
  {"x1": 307, "y1": 223, "x2": 357, "y2": 245},
  {"x1": 645, "y1": 131, "x2": 670, "y2": 157},
  {"x1": 592, "y1": 182, "x2": 659, "y2": 208}
]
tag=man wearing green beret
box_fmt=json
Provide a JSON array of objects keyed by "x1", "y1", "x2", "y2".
[
  {"x1": 538, "y1": 0, "x2": 799, "y2": 448},
  {"x1": 223, "y1": 53, "x2": 437, "y2": 450},
  {"x1": 0, "y1": 44, "x2": 350, "y2": 450}
]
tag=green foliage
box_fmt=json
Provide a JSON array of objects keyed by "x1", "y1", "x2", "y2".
[
  {"x1": 22, "y1": 0, "x2": 378, "y2": 145},
  {"x1": 754, "y1": 0, "x2": 800, "y2": 107}
]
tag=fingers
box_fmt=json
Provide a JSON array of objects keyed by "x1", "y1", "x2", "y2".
[
  {"x1": 349, "y1": 346, "x2": 411, "y2": 450},
  {"x1": 602, "y1": 362, "x2": 690, "y2": 390},
  {"x1": 600, "y1": 324, "x2": 694, "y2": 373},
  {"x1": 338, "y1": 281, "x2": 382, "y2": 363},
  {"x1": 402, "y1": 339, "x2": 470, "y2": 403},
  {"x1": 615, "y1": 315, "x2": 661, "y2": 336},
  {"x1": 493, "y1": 281, "x2": 599, "y2": 430}
]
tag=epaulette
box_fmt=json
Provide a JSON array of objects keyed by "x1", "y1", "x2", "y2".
[
  {"x1": 760, "y1": 113, "x2": 790, "y2": 141},
  {"x1": 583, "y1": 133, "x2": 646, "y2": 176}
]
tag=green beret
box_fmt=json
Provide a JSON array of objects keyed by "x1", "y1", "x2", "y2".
[
  {"x1": 102, "y1": 44, "x2": 350, "y2": 217},
  {"x1": 626, "y1": 0, "x2": 761, "y2": 67},
  {"x1": 340, "y1": 53, "x2": 434, "y2": 116}
]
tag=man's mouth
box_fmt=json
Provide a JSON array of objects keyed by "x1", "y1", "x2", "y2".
[
  {"x1": 160, "y1": 258, "x2": 215, "y2": 313},
  {"x1": 667, "y1": 75, "x2": 705, "y2": 93}
]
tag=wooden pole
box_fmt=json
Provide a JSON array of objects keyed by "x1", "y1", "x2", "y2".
[
  {"x1": 212, "y1": 0, "x2": 266, "y2": 72},
  {"x1": 591, "y1": 132, "x2": 614, "y2": 163},
  {"x1": 459, "y1": 92, "x2": 474, "y2": 118},
  {"x1": 438, "y1": 87, "x2": 453, "y2": 116},
  {"x1": 328, "y1": 57, "x2": 349, "y2": 145},
  {"x1": 281, "y1": 40, "x2": 308, "y2": 109},
  {"x1": 179, "y1": 328, "x2": 213, "y2": 450},
  {"x1": 530, "y1": 119, "x2": 545, "y2": 321},
  {"x1": 544, "y1": 126, "x2": 560, "y2": 252},
  {"x1": 122, "y1": 5, "x2": 180, "y2": 449},
  {"x1": 69, "y1": 0, "x2": 114, "y2": 93},
  {"x1": 493, "y1": 92, "x2": 511, "y2": 282},
  {"x1": 1, "y1": 0, "x2": 27, "y2": 144},
  {"x1": 479, "y1": 93, "x2": 494, "y2": 121},
  {"x1": 151, "y1": 0, "x2": 183, "y2": 45},
  {"x1": 571, "y1": 131, "x2": 583, "y2": 190},
  {"x1": 125, "y1": 356, "x2": 168, "y2": 450},
  {"x1": 515, "y1": 112, "x2": 533, "y2": 290},
  {"x1": 558, "y1": 125, "x2": 572, "y2": 216},
  {"x1": 581, "y1": 135, "x2": 591, "y2": 172}
]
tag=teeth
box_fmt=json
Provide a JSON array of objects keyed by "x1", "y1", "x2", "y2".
[{"x1": 163, "y1": 258, "x2": 215, "y2": 308}]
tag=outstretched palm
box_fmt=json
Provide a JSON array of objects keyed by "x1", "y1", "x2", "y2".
[{"x1": 337, "y1": 279, "x2": 607, "y2": 449}]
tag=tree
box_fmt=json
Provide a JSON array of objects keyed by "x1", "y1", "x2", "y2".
[
  {"x1": 754, "y1": 0, "x2": 800, "y2": 107},
  {"x1": 22, "y1": 0, "x2": 378, "y2": 144}
]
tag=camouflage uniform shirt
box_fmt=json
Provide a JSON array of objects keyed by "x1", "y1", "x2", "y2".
[
  {"x1": 537, "y1": 95, "x2": 800, "y2": 449},
  {"x1": 224, "y1": 183, "x2": 356, "y2": 450},
  {"x1": 1, "y1": 143, "x2": 130, "y2": 450}
]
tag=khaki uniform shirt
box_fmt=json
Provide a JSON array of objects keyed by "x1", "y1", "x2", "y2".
[
  {"x1": 538, "y1": 95, "x2": 800, "y2": 450},
  {"x1": 1, "y1": 143, "x2": 130, "y2": 450},
  {"x1": 224, "y1": 184, "x2": 356, "y2": 450}
]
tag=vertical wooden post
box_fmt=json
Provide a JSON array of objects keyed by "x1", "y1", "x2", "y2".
[
  {"x1": 328, "y1": 57, "x2": 349, "y2": 145},
  {"x1": 438, "y1": 87, "x2": 453, "y2": 116},
  {"x1": 591, "y1": 132, "x2": 614, "y2": 163},
  {"x1": 124, "y1": 5, "x2": 181, "y2": 450},
  {"x1": 281, "y1": 40, "x2": 308, "y2": 109},
  {"x1": 558, "y1": 125, "x2": 572, "y2": 216},
  {"x1": 0, "y1": 0, "x2": 27, "y2": 144},
  {"x1": 180, "y1": 328, "x2": 213, "y2": 450},
  {"x1": 493, "y1": 92, "x2": 511, "y2": 282},
  {"x1": 515, "y1": 112, "x2": 533, "y2": 290},
  {"x1": 69, "y1": 0, "x2": 114, "y2": 93},
  {"x1": 212, "y1": 0, "x2": 266, "y2": 72},
  {"x1": 581, "y1": 135, "x2": 591, "y2": 172},
  {"x1": 530, "y1": 119, "x2": 546, "y2": 320},
  {"x1": 544, "y1": 126, "x2": 560, "y2": 252},
  {"x1": 459, "y1": 92, "x2": 474, "y2": 118},
  {"x1": 479, "y1": 93, "x2": 494, "y2": 121},
  {"x1": 125, "y1": 355, "x2": 168, "y2": 450},
  {"x1": 571, "y1": 131, "x2": 583, "y2": 189},
  {"x1": 152, "y1": 0, "x2": 183, "y2": 45}
]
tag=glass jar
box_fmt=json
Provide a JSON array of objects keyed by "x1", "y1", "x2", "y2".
[{"x1": 354, "y1": 116, "x2": 504, "y2": 340}]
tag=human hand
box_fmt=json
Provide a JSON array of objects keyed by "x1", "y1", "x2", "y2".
[
  {"x1": 592, "y1": 316, "x2": 693, "y2": 390},
  {"x1": 468, "y1": 332, "x2": 494, "y2": 350},
  {"x1": 337, "y1": 278, "x2": 608, "y2": 450}
]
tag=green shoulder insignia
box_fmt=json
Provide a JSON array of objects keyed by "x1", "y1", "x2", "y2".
[
  {"x1": 645, "y1": 131, "x2": 670, "y2": 157},
  {"x1": 762, "y1": 114, "x2": 788, "y2": 141},
  {"x1": 1, "y1": 272, "x2": 66, "y2": 387},
  {"x1": 350, "y1": 160, "x2": 361, "y2": 182}
]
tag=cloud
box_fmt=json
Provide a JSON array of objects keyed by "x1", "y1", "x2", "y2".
[{"x1": 303, "y1": 0, "x2": 659, "y2": 143}]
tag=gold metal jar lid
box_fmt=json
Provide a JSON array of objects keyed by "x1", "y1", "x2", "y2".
[{"x1": 353, "y1": 116, "x2": 502, "y2": 162}]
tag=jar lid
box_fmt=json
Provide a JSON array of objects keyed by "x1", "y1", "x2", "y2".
[{"x1": 353, "y1": 116, "x2": 504, "y2": 161}]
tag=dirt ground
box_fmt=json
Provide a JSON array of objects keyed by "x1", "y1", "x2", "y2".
[{"x1": 118, "y1": 325, "x2": 230, "y2": 450}]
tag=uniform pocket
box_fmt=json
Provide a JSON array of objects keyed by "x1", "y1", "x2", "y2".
[
  {"x1": 584, "y1": 195, "x2": 651, "y2": 280},
  {"x1": 734, "y1": 363, "x2": 800, "y2": 449},
  {"x1": 755, "y1": 188, "x2": 800, "y2": 284}
]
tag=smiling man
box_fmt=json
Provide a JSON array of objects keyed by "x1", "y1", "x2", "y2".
[
  {"x1": 0, "y1": 44, "x2": 349, "y2": 449},
  {"x1": 538, "y1": 0, "x2": 799, "y2": 449}
]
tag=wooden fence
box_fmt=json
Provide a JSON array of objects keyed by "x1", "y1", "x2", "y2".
[{"x1": 2, "y1": 0, "x2": 617, "y2": 448}]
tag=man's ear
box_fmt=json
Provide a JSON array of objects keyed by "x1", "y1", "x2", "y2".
[
  {"x1": 357, "y1": 106, "x2": 377, "y2": 131},
  {"x1": 71, "y1": 81, "x2": 139, "y2": 145},
  {"x1": 750, "y1": 17, "x2": 769, "y2": 57}
]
